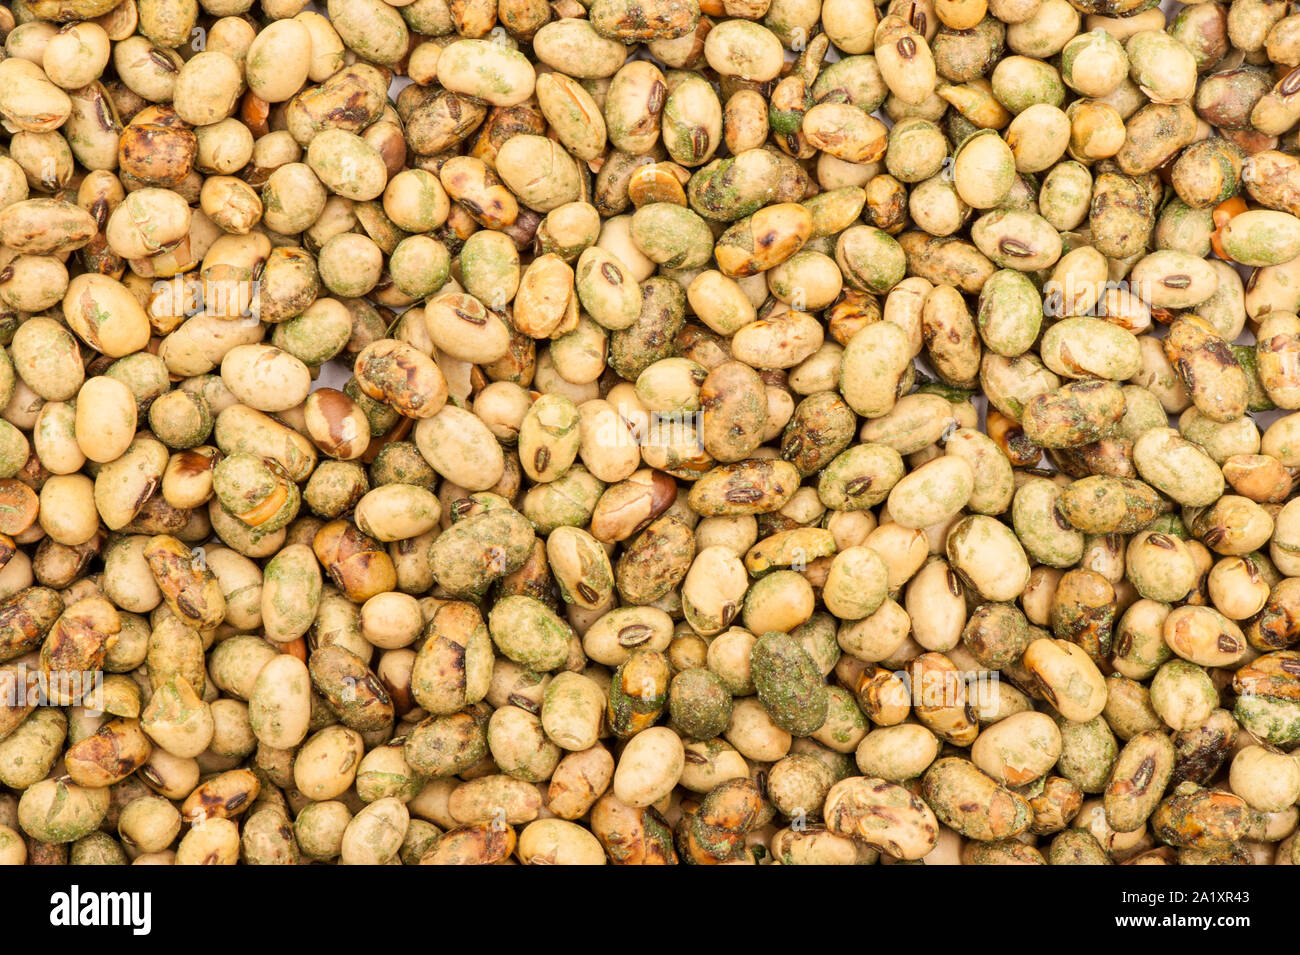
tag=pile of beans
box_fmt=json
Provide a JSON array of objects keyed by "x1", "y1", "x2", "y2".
[{"x1": 2, "y1": 0, "x2": 1300, "y2": 866}]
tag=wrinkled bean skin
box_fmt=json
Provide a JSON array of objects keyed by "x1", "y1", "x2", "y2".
[
  {"x1": 824, "y1": 776, "x2": 939, "y2": 860},
  {"x1": 921, "y1": 758, "x2": 1033, "y2": 842}
]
